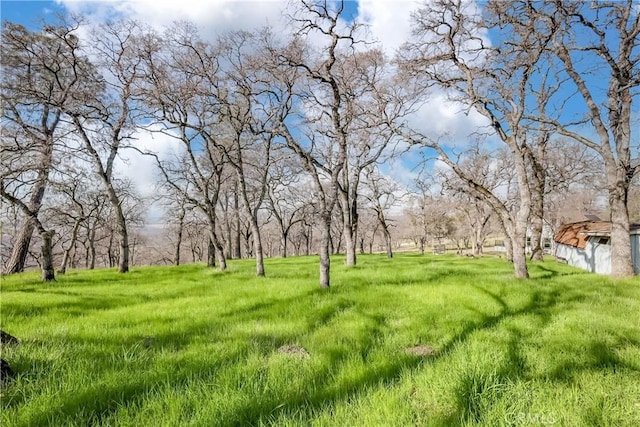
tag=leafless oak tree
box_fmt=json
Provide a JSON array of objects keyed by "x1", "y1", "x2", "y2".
[
  {"x1": 496, "y1": 0, "x2": 639, "y2": 276},
  {"x1": 1, "y1": 21, "x2": 97, "y2": 279}
]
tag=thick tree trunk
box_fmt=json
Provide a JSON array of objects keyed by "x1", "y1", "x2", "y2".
[
  {"x1": 529, "y1": 215, "x2": 544, "y2": 262},
  {"x1": 319, "y1": 215, "x2": 331, "y2": 289},
  {"x1": 505, "y1": 236, "x2": 513, "y2": 263},
  {"x1": 511, "y1": 235, "x2": 528, "y2": 278},
  {"x1": 507, "y1": 211, "x2": 529, "y2": 279},
  {"x1": 3, "y1": 218, "x2": 35, "y2": 274},
  {"x1": 40, "y1": 230, "x2": 55, "y2": 282},
  {"x1": 3, "y1": 141, "x2": 52, "y2": 275},
  {"x1": 207, "y1": 239, "x2": 216, "y2": 268},
  {"x1": 609, "y1": 187, "x2": 634, "y2": 277}
]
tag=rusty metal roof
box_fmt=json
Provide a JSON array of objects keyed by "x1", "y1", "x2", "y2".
[{"x1": 554, "y1": 221, "x2": 640, "y2": 248}]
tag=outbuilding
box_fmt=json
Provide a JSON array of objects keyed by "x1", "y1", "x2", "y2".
[{"x1": 554, "y1": 221, "x2": 640, "y2": 275}]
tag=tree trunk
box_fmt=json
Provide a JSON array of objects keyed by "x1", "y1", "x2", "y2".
[
  {"x1": 609, "y1": 187, "x2": 634, "y2": 277},
  {"x1": 59, "y1": 219, "x2": 81, "y2": 274},
  {"x1": 377, "y1": 211, "x2": 393, "y2": 258},
  {"x1": 529, "y1": 172, "x2": 545, "y2": 262},
  {"x1": 224, "y1": 208, "x2": 232, "y2": 260},
  {"x1": 511, "y1": 232, "x2": 528, "y2": 279},
  {"x1": 2, "y1": 132, "x2": 54, "y2": 275},
  {"x1": 40, "y1": 230, "x2": 55, "y2": 282},
  {"x1": 250, "y1": 218, "x2": 265, "y2": 276},
  {"x1": 207, "y1": 238, "x2": 216, "y2": 268},
  {"x1": 384, "y1": 230, "x2": 393, "y2": 258},
  {"x1": 174, "y1": 208, "x2": 185, "y2": 266},
  {"x1": 114, "y1": 203, "x2": 129, "y2": 273},
  {"x1": 282, "y1": 230, "x2": 289, "y2": 258},
  {"x1": 233, "y1": 191, "x2": 242, "y2": 259},
  {"x1": 529, "y1": 215, "x2": 544, "y2": 261},
  {"x1": 305, "y1": 227, "x2": 311, "y2": 256},
  {"x1": 474, "y1": 228, "x2": 484, "y2": 256},
  {"x1": 506, "y1": 213, "x2": 529, "y2": 278},
  {"x1": 340, "y1": 192, "x2": 357, "y2": 266},
  {"x1": 207, "y1": 218, "x2": 227, "y2": 271},
  {"x1": 3, "y1": 218, "x2": 35, "y2": 274},
  {"x1": 89, "y1": 227, "x2": 96, "y2": 270},
  {"x1": 319, "y1": 215, "x2": 331, "y2": 288},
  {"x1": 107, "y1": 233, "x2": 114, "y2": 268},
  {"x1": 505, "y1": 236, "x2": 513, "y2": 263}
]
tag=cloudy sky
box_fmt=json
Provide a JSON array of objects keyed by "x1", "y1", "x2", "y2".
[
  {"x1": 2, "y1": 1, "x2": 419, "y2": 52},
  {"x1": 1, "y1": 0, "x2": 489, "y2": 221}
]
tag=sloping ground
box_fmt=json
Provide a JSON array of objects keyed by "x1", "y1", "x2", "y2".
[{"x1": 1, "y1": 255, "x2": 639, "y2": 426}]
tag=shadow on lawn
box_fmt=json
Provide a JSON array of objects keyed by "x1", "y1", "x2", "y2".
[
  {"x1": 230, "y1": 282, "x2": 636, "y2": 426},
  {"x1": 4, "y1": 267, "x2": 637, "y2": 426}
]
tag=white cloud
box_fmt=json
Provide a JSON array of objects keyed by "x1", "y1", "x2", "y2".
[
  {"x1": 357, "y1": 0, "x2": 418, "y2": 54},
  {"x1": 57, "y1": 0, "x2": 288, "y2": 37},
  {"x1": 113, "y1": 126, "x2": 184, "y2": 223},
  {"x1": 54, "y1": 0, "x2": 493, "y2": 223},
  {"x1": 403, "y1": 94, "x2": 492, "y2": 149}
]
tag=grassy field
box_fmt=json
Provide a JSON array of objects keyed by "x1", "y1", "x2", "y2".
[{"x1": 1, "y1": 254, "x2": 639, "y2": 426}]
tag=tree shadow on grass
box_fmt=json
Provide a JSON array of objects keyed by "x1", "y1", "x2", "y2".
[
  {"x1": 231, "y1": 281, "x2": 638, "y2": 426},
  {"x1": 1, "y1": 293, "x2": 361, "y2": 423},
  {"x1": 4, "y1": 275, "x2": 636, "y2": 426}
]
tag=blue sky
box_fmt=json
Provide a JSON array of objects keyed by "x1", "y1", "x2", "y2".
[
  {"x1": 1, "y1": 0, "x2": 360, "y2": 28},
  {"x1": 1, "y1": 1, "x2": 66, "y2": 28},
  {"x1": 3, "y1": 0, "x2": 633, "y2": 194}
]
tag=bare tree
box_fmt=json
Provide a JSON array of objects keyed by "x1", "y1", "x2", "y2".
[
  {"x1": 362, "y1": 166, "x2": 402, "y2": 258},
  {"x1": 259, "y1": 0, "x2": 396, "y2": 286},
  {"x1": 1, "y1": 21, "x2": 96, "y2": 279},
  {"x1": 443, "y1": 183, "x2": 494, "y2": 257},
  {"x1": 46, "y1": 166, "x2": 101, "y2": 274},
  {"x1": 207, "y1": 30, "x2": 284, "y2": 275},
  {"x1": 138, "y1": 23, "x2": 229, "y2": 270},
  {"x1": 63, "y1": 21, "x2": 148, "y2": 274},
  {"x1": 498, "y1": 1, "x2": 640, "y2": 276},
  {"x1": 266, "y1": 157, "x2": 309, "y2": 258},
  {"x1": 396, "y1": 0, "x2": 566, "y2": 278}
]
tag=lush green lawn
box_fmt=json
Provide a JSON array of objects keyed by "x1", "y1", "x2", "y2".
[{"x1": 1, "y1": 254, "x2": 639, "y2": 426}]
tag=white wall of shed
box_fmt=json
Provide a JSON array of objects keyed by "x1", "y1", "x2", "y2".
[
  {"x1": 554, "y1": 239, "x2": 611, "y2": 275},
  {"x1": 632, "y1": 234, "x2": 640, "y2": 275}
]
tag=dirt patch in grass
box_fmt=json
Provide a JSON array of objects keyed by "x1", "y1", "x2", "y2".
[
  {"x1": 1, "y1": 358, "x2": 14, "y2": 385},
  {"x1": 277, "y1": 344, "x2": 310, "y2": 359},
  {"x1": 0, "y1": 330, "x2": 19, "y2": 345},
  {"x1": 404, "y1": 345, "x2": 436, "y2": 356}
]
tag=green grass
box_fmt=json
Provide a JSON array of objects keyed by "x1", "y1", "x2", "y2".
[{"x1": 1, "y1": 254, "x2": 639, "y2": 426}]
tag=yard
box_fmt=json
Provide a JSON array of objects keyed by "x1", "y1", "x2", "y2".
[{"x1": 1, "y1": 254, "x2": 639, "y2": 426}]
